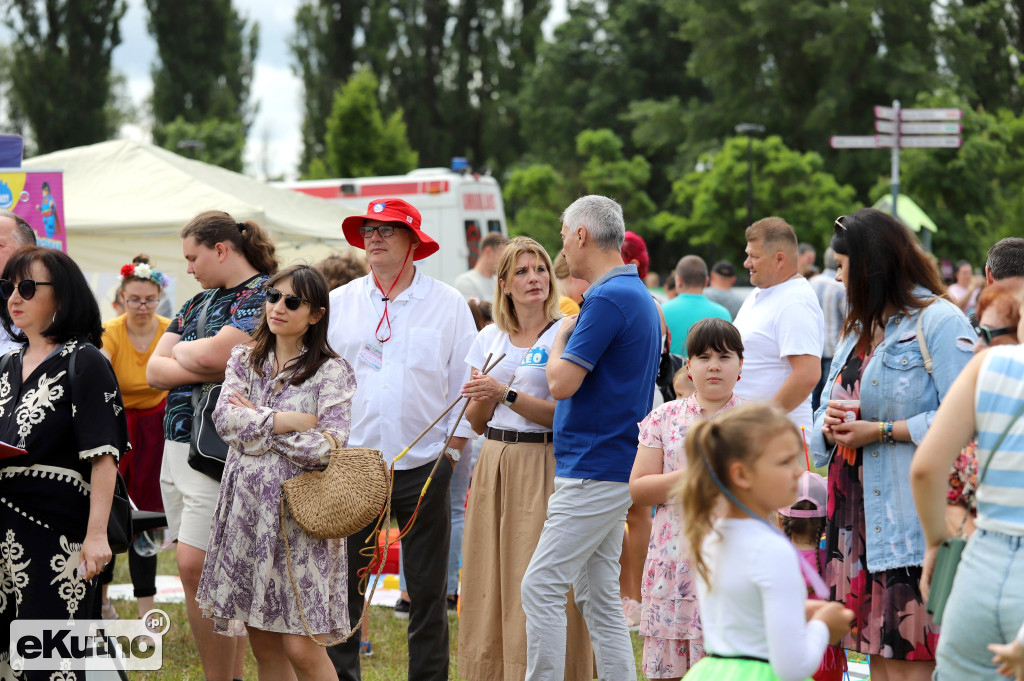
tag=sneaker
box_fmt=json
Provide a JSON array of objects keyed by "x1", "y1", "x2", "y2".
[
  {"x1": 621, "y1": 597, "x2": 641, "y2": 632},
  {"x1": 360, "y1": 640, "x2": 373, "y2": 657},
  {"x1": 447, "y1": 595, "x2": 458, "y2": 612},
  {"x1": 393, "y1": 598, "x2": 410, "y2": 619}
]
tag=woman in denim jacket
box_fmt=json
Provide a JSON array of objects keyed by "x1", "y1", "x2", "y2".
[{"x1": 810, "y1": 209, "x2": 975, "y2": 681}]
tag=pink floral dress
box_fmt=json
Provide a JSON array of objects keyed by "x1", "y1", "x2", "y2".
[{"x1": 637, "y1": 393, "x2": 742, "y2": 678}]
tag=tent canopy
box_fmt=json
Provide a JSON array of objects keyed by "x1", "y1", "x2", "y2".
[
  {"x1": 22, "y1": 139, "x2": 360, "y2": 315},
  {"x1": 872, "y1": 194, "x2": 938, "y2": 233}
]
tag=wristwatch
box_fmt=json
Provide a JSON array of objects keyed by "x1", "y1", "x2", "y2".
[
  {"x1": 444, "y1": 446, "x2": 462, "y2": 462},
  {"x1": 502, "y1": 388, "x2": 519, "y2": 407}
]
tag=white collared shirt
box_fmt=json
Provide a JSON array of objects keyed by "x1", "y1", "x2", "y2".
[{"x1": 327, "y1": 269, "x2": 476, "y2": 469}]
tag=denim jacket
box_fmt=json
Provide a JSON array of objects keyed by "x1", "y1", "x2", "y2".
[{"x1": 810, "y1": 289, "x2": 975, "y2": 572}]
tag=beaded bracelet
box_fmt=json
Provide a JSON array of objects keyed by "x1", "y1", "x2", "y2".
[{"x1": 883, "y1": 421, "x2": 895, "y2": 444}]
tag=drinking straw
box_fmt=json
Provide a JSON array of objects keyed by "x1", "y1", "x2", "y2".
[{"x1": 801, "y1": 425, "x2": 811, "y2": 470}]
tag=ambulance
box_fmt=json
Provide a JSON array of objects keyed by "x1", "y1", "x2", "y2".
[{"x1": 277, "y1": 162, "x2": 508, "y2": 286}]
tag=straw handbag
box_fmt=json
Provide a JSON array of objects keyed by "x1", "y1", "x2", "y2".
[
  {"x1": 280, "y1": 432, "x2": 393, "y2": 646},
  {"x1": 281, "y1": 432, "x2": 390, "y2": 539}
]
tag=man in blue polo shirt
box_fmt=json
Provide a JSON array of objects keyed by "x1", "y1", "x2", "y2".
[{"x1": 521, "y1": 195, "x2": 660, "y2": 681}]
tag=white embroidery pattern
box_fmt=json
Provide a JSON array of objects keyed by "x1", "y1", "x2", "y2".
[
  {"x1": 0, "y1": 649, "x2": 24, "y2": 680},
  {"x1": 49, "y1": 535, "x2": 85, "y2": 619},
  {"x1": 0, "y1": 528, "x2": 30, "y2": 616},
  {"x1": 0, "y1": 371, "x2": 12, "y2": 419},
  {"x1": 48, "y1": 658, "x2": 76, "y2": 681},
  {"x1": 59, "y1": 340, "x2": 77, "y2": 358},
  {"x1": 15, "y1": 371, "x2": 66, "y2": 447}
]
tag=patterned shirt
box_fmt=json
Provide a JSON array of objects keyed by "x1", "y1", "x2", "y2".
[{"x1": 162, "y1": 274, "x2": 269, "y2": 442}]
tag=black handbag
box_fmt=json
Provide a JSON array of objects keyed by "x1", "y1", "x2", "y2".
[
  {"x1": 186, "y1": 294, "x2": 229, "y2": 481},
  {"x1": 656, "y1": 331, "x2": 685, "y2": 403}
]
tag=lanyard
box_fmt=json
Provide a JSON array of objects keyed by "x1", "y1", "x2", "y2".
[{"x1": 370, "y1": 246, "x2": 413, "y2": 343}]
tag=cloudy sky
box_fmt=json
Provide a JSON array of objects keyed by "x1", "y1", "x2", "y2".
[{"x1": 114, "y1": 0, "x2": 569, "y2": 181}]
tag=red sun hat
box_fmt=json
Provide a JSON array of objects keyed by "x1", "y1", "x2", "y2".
[{"x1": 341, "y1": 198, "x2": 440, "y2": 260}]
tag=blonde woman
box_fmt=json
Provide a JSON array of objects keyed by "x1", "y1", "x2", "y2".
[{"x1": 458, "y1": 236, "x2": 593, "y2": 681}]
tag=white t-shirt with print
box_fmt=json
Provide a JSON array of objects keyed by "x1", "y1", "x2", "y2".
[
  {"x1": 464, "y1": 322, "x2": 559, "y2": 433},
  {"x1": 733, "y1": 276, "x2": 824, "y2": 431}
]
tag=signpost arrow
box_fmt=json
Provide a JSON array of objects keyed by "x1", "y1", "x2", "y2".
[
  {"x1": 876, "y1": 120, "x2": 897, "y2": 134},
  {"x1": 874, "y1": 105, "x2": 897, "y2": 120},
  {"x1": 899, "y1": 121, "x2": 962, "y2": 135},
  {"x1": 830, "y1": 136, "x2": 886, "y2": 149},
  {"x1": 899, "y1": 108, "x2": 963, "y2": 121},
  {"x1": 899, "y1": 135, "x2": 962, "y2": 148}
]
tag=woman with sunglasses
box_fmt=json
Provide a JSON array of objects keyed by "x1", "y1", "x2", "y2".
[
  {"x1": 196, "y1": 264, "x2": 356, "y2": 681},
  {"x1": 0, "y1": 247, "x2": 129, "y2": 667},
  {"x1": 810, "y1": 208, "x2": 975, "y2": 681},
  {"x1": 457, "y1": 236, "x2": 594, "y2": 681},
  {"x1": 93, "y1": 255, "x2": 173, "y2": 620}
]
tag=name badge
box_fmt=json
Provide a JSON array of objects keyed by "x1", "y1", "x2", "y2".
[{"x1": 358, "y1": 342, "x2": 383, "y2": 371}]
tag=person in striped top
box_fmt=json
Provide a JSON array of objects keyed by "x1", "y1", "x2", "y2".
[{"x1": 912, "y1": 284, "x2": 1024, "y2": 680}]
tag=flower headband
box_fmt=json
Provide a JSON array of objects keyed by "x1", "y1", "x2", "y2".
[{"x1": 119, "y1": 262, "x2": 169, "y2": 289}]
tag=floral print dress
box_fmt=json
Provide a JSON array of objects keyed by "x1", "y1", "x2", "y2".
[
  {"x1": 825, "y1": 347, "x2": 939, "y2": 660},
  {"x1": 637, "y1": 393, "x2": 742, "y2": 678},
  {"x1": 196, "y1": 345, "x2": 358, "y2": 643}
]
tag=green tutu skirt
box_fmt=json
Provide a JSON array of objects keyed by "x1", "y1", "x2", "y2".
[{"x1": 684, "y1": 655, "x2": 811, "y2": 681}]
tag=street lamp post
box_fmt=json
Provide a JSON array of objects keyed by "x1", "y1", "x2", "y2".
[{"x1": 735, "y1": 123, "x2": 766, "y2": 228}]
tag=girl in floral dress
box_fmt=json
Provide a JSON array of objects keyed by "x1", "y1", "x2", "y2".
[
  {"x1": 196, "y1": 265, "x2": 357, "y2": 681},
  {"x1": 629, "y1": 318, "x2": 745, "y2": 680}
]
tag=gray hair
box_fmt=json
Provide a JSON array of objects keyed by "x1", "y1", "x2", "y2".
[
  {"x1": 561, "y1": 195, "x2": 625, "y2": 252},
  {"x1": 0, "y1": 210, "x2": 38, "y2": 247},
  {"x1": 986, "y1": 237, "x2": 1024, "y2": 280},
  {"x1": 823, "y1": 247, "x2": 837, "y2": 271}
]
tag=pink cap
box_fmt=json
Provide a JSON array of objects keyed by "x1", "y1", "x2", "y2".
[{"x1": 778, "y1": 471, "x2": 827, "y2": 518}]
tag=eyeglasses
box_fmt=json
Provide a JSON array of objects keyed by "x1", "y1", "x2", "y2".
[
  {"x1": 834, "y1": 216, "x2": 847, "y2": 230},
  {"x1": 974, "y1": 324, "x2": 1015, "y2": 345},
  {"x1": 126, "y1": 298, "x2": 159, "y2": 309},
  {"x1": 265, "y1": 287, "x2": 309, "y2": 311},
  {"x1": 358, "y1": 224, "x2": 399, "y2": 239},
  {"x1": 0, "y1": 279, "x2": 53, "y2": 301}
]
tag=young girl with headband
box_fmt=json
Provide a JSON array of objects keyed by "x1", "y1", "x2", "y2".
[{"x1": 677, "y1": 403, "x2": 853, "y2": 681}]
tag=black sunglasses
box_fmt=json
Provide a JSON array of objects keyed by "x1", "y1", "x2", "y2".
[
  {"x1": 0, "y1": 279, "x2": 53, "y2": 301},
  {"x1": 358, "y1": 224, "x2": 401, "y2": 238},
  {"x1": 265, "y1": 287, "x2": 309, "y2": 311},
  {"x1": 974, "y1": 324, "x2": 1015, "y2": 346}
]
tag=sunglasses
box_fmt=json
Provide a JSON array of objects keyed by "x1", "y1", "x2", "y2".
[
  {"x1": 834, "y1": 215, "x2": 847, "y2": 230},
  {"x1": 265, "y1": 287, "x2": 309, "y2": 311},
  {"x1": 358, "y1": 224, "x2": 400, "y2": 238},
  {"x1": 974, "y1": 324, "x2": 1015, "y2": 346},
  {"x1": 0, "y1": 279, "x2": 53, "y2": 301}
]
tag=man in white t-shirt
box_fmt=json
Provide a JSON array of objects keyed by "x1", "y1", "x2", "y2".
[
  {"x1": 0, "y1": 210, "x2": 38, "y2": 355},
  {"x1": 453, "y1": 232, "x2": 509, "y2": 302},
  {"x1": 733, "y1": 217, "x2": 823, "y2": 431}
]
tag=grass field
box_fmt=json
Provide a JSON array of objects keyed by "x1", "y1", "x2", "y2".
[{"x1": 111, "y1": 546, "x2": 648, "y2": 680}]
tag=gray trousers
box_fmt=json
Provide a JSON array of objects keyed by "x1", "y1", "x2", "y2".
[{"x1": 521, "y1": 477, "x2": 637, "y2": 681}]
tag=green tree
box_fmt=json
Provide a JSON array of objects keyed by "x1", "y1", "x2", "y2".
[
  {"x1": 576, "y1": 129, "x2": 656, "y2": 229},
  {"x1": 290, "y1": 0, "x2": 369, "y2": 176},
  {"x1": 146, "y1": 0, "x2": 258, "y2": 165},
  {"x1": 3, "y1": 0, "x2": 126, "y2": 152},
  {"x1": 319, "y1": 68, "x2": 418, "y2": 178},
  {"x1": 158, "y1": 117, "x2": 247, "y2": 172},
  {"x1": 503, "y1": 163, "x2": 570, "y2": 256},
  {"x1": 939, "y1": 0, "x2": 1024, "y2": 113},
  {"x1": 659, "y1": 135, "x2": 858, "y2": 261}
]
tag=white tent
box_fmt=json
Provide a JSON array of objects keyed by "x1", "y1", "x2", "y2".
[{"x1": 23, "y1": 139, "x2": 360, "y2": 318}]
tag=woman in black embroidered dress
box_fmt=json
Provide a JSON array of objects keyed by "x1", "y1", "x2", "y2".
[{"x1": 0, "y1": 247, "x2": 129, "y2": 680}]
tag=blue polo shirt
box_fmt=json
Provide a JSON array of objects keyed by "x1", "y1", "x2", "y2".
[{"x1": 554, "y1": 264, "x2": 661, "y2": 482}]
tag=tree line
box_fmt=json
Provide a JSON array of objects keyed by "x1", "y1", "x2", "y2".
[{"x1": 3, "y1": 0, "x2": 1023, "y2": 272}]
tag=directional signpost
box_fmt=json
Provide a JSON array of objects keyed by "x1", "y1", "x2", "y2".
[{"x1": 830, "y1": 100, "x2": 963, "y2": 250}]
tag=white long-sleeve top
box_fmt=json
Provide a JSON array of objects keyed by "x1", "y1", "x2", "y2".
[
  {"x1": 327, "y1": 269, "x2": 476, "y2": 469},
  {"x1": 698, "y1": 518, "x2": 830, "y2": 681}
]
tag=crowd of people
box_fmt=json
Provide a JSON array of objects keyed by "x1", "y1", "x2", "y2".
[{"x1": 0, "y1": 198, "x2": 1023, "y2": 681}]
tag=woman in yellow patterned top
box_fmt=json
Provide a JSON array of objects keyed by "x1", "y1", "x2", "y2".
[{"x1": 99, "y1": 254, "x2": 172, "y2": 618}]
